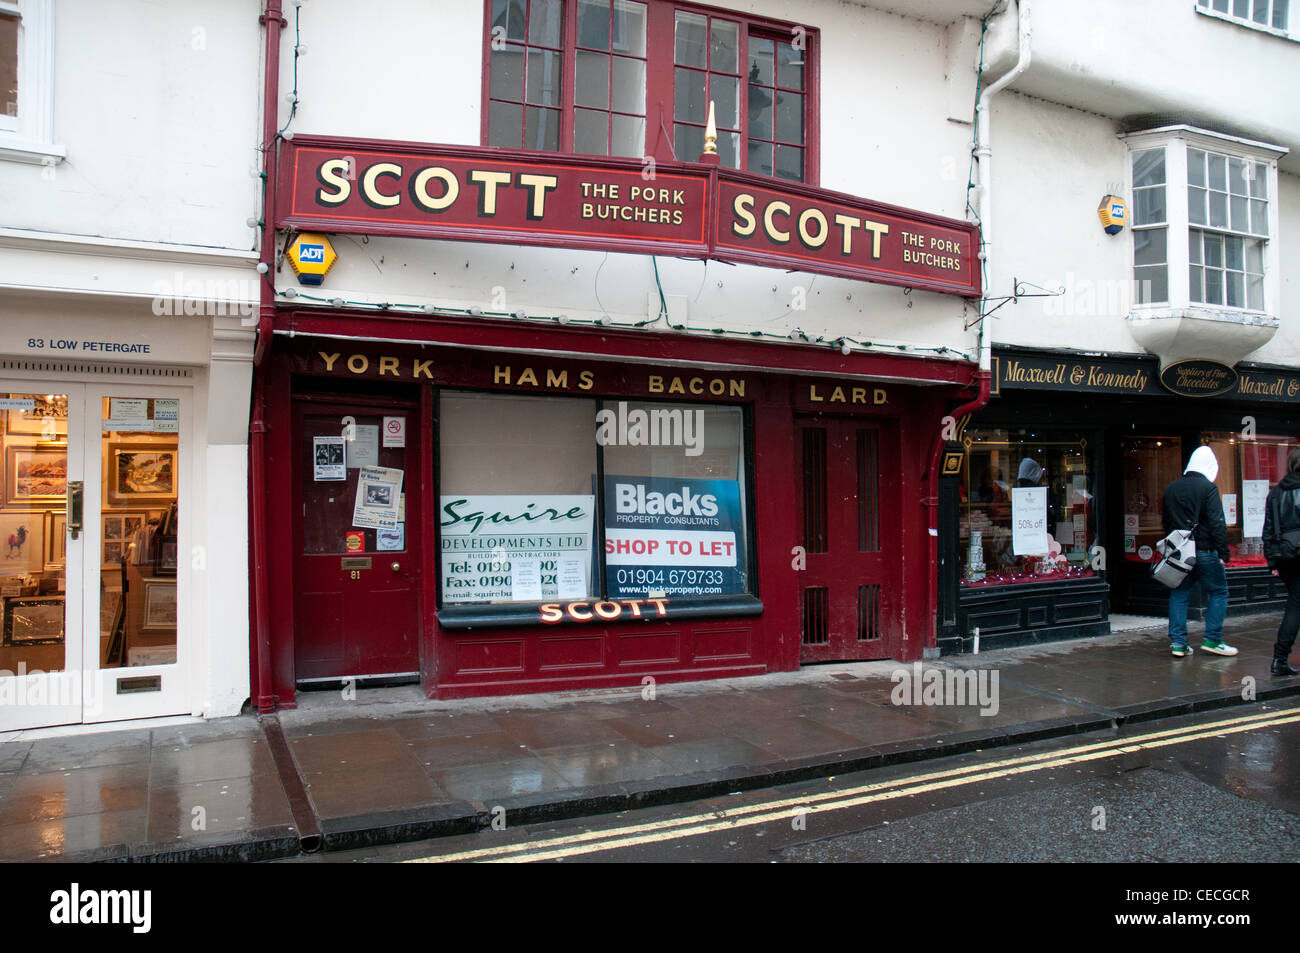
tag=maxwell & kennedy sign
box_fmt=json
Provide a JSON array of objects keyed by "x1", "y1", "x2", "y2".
[{"x1": 278, "y1": 136, "x2": 980, "y2": 298}]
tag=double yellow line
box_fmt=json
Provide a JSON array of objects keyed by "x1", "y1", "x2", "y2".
[{"x1": 406, "y1": 705, "x2": 1300, "y2": 864}]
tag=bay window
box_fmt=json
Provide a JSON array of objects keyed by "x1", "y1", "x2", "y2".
[
  {"x1": 484, "y1": 0, "x2": 816, "y2": 183},
  {"x1": 1124, "y1": 127, "x2": 1282, "y2": 318}
]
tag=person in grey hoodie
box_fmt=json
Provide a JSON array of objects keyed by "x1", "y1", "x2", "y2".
[
  {"x1": 1162, "y1": 445, "x2": 1234, "y2": 658},
  {"x1": 1262, "y1": 447, "x2": 1300, "y2": 676}
]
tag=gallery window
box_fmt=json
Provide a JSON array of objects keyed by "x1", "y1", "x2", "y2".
[
  {"x1": 1124, "y1": 127, "x2": 1282, "y2": 316},
  {"x1": 438, "y1": 390, "x2": 751, "y2": 611},
  {"x1": 958, "y1": 428, "x2": 1099, "y2": 588},
  {"x1": 484, "y1": 0, "x2": 816, "y2": 182}
]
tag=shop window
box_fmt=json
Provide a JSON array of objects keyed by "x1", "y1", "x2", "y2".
[
  {"x1": 1124, "y1": 128, "x2": 1281, "y2": 317},
  {"x1": 1222, "y1": 432, "x2": 1299, "y2": 564},
  {"x1": 438, "y1": 391, "x2": 751, "y2": 610},
  {"x1": 439, "y1": 392, "x2": 599, "y2": 603},
  {"x1": 485, "y1": 0, "x2": 816, "y2": 182},
  {"x1": 1120, "y1": 436, "x2": 1183, "y2": 564},
  {"x1": 959, "y1": 428, "x2": 1098, "y2": 587}
]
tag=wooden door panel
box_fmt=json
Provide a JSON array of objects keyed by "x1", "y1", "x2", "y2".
[
  {"x1": 797, "y1": 417, "x2": 898, "y2": 662},
  {"x1": 292, "y1": 403, "x2": 421, "y2": 681}
]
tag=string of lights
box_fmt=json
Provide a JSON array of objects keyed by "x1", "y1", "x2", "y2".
[{"x1": 274, "y1": 286, "x2": 970, "y2": 361}]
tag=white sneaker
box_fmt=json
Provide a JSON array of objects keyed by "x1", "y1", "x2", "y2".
[{"x1": 1200, "y1": 641, "x2": 1238, "y2": 656}]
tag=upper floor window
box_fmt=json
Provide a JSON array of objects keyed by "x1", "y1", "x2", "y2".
[
  {"x1": 0, "y1": 0, "x2": 62, "y2": 164},
  {"x1": 1187, "y1": 147, "x2": 1268, "y2": 309},
  {"x1": 1196, "y1": 0, "x2": 1291, "y2": 35},
  {"x1": 1124, "y1": 127, "x2": 1282, "y2": 315},
  {"x1": 1, "y1": 1, "x2": 21, "y2": 133},
  {"x1": 484, "y1": 0, "x2": 816, "y2": 183}
]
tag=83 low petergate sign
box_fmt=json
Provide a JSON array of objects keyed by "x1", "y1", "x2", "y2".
[{"x1": 278, "y1": 136, "x2": 980, "y2": 298}]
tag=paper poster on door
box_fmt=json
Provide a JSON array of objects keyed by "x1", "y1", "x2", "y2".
[
  {"x1": 383, "y1": 416, "x2": 406, "y2": 448},
  {"x1": 313, "y1": 435, "x2": 346, "y2": 481},
  {"x1": 376, "y1": 525, "x2": 404, "y2": 551},
  {"x1": 1223, "y1": 494, "x2": 1238, "y2": 526},
  {"x1": 346, "y1": 424, "x2": 379, "y2": 468},
  {"x1": 1011, "y1": 486, "x2": 1048, "y2": 555},
  {"x1": 353, "y1": 465, "x2": 403, "y2": 529}
]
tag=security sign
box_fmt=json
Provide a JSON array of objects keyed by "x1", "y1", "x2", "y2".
[
  {"x1": 1097, "y1": 195, "x2": 1127, "y2": 235},
  {"x1": 286, "y1": 232, "x2": 338, "y2": 285}
]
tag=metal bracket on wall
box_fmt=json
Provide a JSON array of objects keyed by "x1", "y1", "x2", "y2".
[{"x1": 968, "y1": 277, "x2": 1066, "y2": 329}]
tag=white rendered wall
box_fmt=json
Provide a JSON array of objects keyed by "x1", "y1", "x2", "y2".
[
  {"x1": 273, "y1": 0, "x2": 983, "y2": 363},
  {"x1": 982, "y1": 0, "x2": 1300, "y2": 173},
  {"x1": 0, "y1": 0, "x2": 263, "y2": 250}
]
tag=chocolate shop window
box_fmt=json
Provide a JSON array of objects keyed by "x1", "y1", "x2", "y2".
[
  {"x1": 959, "y1": 428, "x2": 1098, "y2": 587},
  {"x1": 437, "y1": 391, "x2": 752, "y2": 609}
]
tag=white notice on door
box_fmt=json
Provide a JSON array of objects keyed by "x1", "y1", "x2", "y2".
[
  {"x1": 110, "y1": 398, "x2": 148, "y2": 421},
  {"x1": 383, "y1": 416, "x2": 406, "y2": 448},
  {"x1": 346, "y1": 424, "x2": 380, "y2": 468}
]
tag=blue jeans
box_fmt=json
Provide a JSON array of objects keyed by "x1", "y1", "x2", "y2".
[{"x1": 1168, "y1": 552, "x2": 1228, "y2": 647}]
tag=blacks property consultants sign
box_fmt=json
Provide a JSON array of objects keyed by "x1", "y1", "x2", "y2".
[{"x1": 278, "y1": 136, "x2": 980, "y2": 297}]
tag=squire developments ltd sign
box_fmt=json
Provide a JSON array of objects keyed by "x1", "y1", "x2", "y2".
[{"x1": 278, "y1": 136, "x2": 980, "y2": 298}]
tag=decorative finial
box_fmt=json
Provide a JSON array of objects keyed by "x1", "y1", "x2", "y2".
[{"x1": 698, "y1": 100, "x2": 720, "y2": 165}]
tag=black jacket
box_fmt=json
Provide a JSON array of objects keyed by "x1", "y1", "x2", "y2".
[
  {"x1": 1162, "y1": 472, "x2": 1230, "y2": 563},
  {"x1": 1263, "y1": 471, "x2": 1300, "y2": 569}
]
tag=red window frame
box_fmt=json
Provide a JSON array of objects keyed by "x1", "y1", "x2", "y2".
[{"x1": 480, "y1": 0, "x2": 820, "y2": 186}]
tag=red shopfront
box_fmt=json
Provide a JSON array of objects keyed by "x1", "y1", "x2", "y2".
[{"x1": 252, "y1": 314, "x2": 969, "y2": 705}]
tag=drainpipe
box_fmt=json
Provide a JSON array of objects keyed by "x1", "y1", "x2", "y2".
[
  {"x1": 974, "y1": 0, "x2": 1032, "y2": 377},
  {"x1": 921, "y1": 0, "x2": 1029, "y2": 653},
  {"x1": 251, "y1": 0, "x2": 285, "y2": 712}
]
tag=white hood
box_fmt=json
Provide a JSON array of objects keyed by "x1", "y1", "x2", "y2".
[{"x1": 1184, "y1": 446, "x2": 1219, "y2": 483}]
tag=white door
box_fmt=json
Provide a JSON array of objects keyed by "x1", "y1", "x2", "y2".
[
  {"x1": 0, "y1": 384, "x2": 190, "y2": 731},
  {"x1": 83, "y1": 384, "x2": 190, "y2": 723}
]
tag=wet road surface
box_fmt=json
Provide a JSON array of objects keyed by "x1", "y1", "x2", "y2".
[{"x1": 281, "y1": 698, "x2": 1300, "y2": 863}]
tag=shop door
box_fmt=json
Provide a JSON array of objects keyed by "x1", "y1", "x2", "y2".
[
  {"x1": 293, "y1": 400, "x2": 421, "y2": 682},
  {"x1": 796, "y1": 416, "x2": 899, "y2": 662},
  {"x1": 0, "y1": 383, "x2": 190, "y2": 731}
]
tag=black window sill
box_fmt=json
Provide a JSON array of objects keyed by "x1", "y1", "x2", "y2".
[{"x1": 437, "y1": 594, "x2": 764, "y2": 630}]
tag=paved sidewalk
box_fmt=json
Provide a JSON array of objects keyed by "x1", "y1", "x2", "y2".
[{"x1": 1, "y1": 613, "x2": 1297, "y2": 862}]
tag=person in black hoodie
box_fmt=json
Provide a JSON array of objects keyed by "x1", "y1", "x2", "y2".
[
  {"x1": 1162, "y1": 446, "x2": 1233, "y2": 658},
  {"x1": 1262, "y1": 447, "x2": 1300, "y2": 676}
]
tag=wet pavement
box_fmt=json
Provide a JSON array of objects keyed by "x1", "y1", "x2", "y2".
[{"x1": 1, "y1": 613, "x2": 1297, "y2": 862}]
